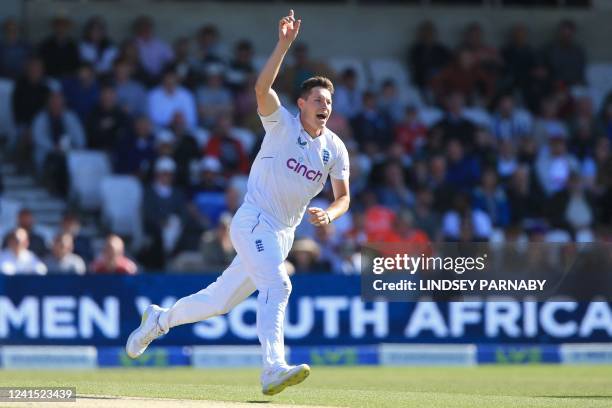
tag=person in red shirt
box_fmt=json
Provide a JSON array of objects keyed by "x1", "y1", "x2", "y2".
[
  {"x1": 204, "y1": 114, "x2": 250, "y2": 176},
  {"x1": 90, "y1": 234, "x2": 137, "y2": 274},
  {"x1": 395, "y1": 106, "x2": 427, "y2": 155}
]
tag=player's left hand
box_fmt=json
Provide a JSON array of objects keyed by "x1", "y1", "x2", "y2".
[{"x1": 308, "y1": 207, "x2": 330, "y2": 227}]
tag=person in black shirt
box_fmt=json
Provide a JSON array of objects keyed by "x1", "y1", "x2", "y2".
[
  {"x1": 408, "y1": 20, "x2": 450, "y2": 97},
  {"x1": 38, "y1": 15, "x2": 80, "y2": 78},
  {"x1": 86, "y1": 85, "x2": 128, "y2": 150}
]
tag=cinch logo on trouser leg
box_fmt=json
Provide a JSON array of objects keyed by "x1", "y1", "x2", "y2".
[{"x1": 255, "y1": 239, "x2": 264, "y2": 252}]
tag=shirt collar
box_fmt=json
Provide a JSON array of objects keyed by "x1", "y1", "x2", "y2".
[{"x1": 296, "y1": 112, "x2": 327, "y2": 141}]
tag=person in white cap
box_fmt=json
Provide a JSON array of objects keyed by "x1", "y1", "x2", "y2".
[
  {"x1": 141, "y1": 157, "x2": 187, "y2": 268},
  {"x1": 127, "y1": 10, "x2": 350, "y2": 396}
]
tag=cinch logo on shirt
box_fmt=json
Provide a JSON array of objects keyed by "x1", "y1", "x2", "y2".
[{"x1": 286, "y1": 158, "x2": 323, "y2": 182}]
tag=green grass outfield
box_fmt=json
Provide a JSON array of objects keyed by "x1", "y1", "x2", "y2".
[{"x1": 1, "y1": 366, "x2": 611, "y2": 407}]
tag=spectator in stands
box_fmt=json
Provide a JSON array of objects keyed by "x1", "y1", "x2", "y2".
[
  {"x1": 169, "y1": 113, "x2": 201, "y2": 188},
  {"x1": 376, "y1": 161, "x2": 414, "y2": 211},
  {"x1": 86, "y1": 85, "x2": 128, "y2": 150},
  {"x1": 14, "y1": 208, "x2": 48, "y2": 258},
  {"x1": 473, "y1": 127, "x2": 498, "y2": 170},
  {"x1": 200, "y1": 212, "x2": 235, "y2": 272},
  {"x1": 234, "y1": 72, "x2": 260, "y2": 133},
  {"x1": 522, "y1": 57, "x2": 553, "y2": 114},
  {"x1": 544, "y1": 19, "x2": 586, "y2": 86},
  {"x1": 532, "y1": 96, "x2": 567, "y2": 147},
  {"x1": 193, "y1": 24, "x2": 227, "y2": 74},
  {"x1": 0, "y1": 228, "x2": 47, "y2": 275},
  {"x1": 445, "y1": 138, "x2": 481, "y2": 192},
  {"x1": 426, "y1": 155, "x2": 454, "y2": 213},
  {"x1": 112, "y1": 59, "x2": 148, "y2": 116},
  {"x1": 32, "y1": 91, "x2": 85, "y2": 195},
  {"x1": 490, "y1": 93, "x2": 533, "y2": 143},
  {"x1": 362, "y1": 192, "x2": 397, "y2": 242},
  {"x1": 333, "y1": 68, "x2": 362, "y2": 120},
  {"x1": 378, "y1": 79, "x2": 405, "y2": 124},
  {"x1": 173, "y1": 38, "x2": 199, "y2": 89},
  {"x1": 79, "y1": 16, "x2": 118, "y2": 75},
  {"x1": 536, "y1": 132, "x2": 580, "y2": 196},
  {"x1": 141, "y1": 157, "x2": 189, "y2": 268},
  {"x1": 11, "y1": 56, "x2": 51, "y2": 172},
  {"x1": 412, "y1": 187, "x2": 440, "y2": 240},
  {"x1": 204, "y1": 115, "x2": 250, "y2": 176},
  {"x1": 44, "y1": 232, "x2": 86, "y2": 274},
  {"x1": 90, "y1": 234, "x2": 137, "y2": 274},
  {"x1": 117, "y1": 39, "x2": 149, "y2": 84},
  {"x1": 188, "y1": 156, "x2": 227, "y2": 229},
  {"x1": 516, "y1": 135, "x2": 538, "y2": 168},
  {"x1": 568, "y1": 95, "x2": 596, "y2": 157},
  {"x1": 351, "y1": 91, "x2": 394, "y2": 155},
  {"x1": 148, "y1": 66, "x2": 197, "y2": 129},
  {"x1": 432, "y1": 92, "x2": 477, "y2": 148},
  {"x1": 288, "y1": 238, "x2": 327, "y2": 273},
  {"x1": 393, "y1": 209, "x2": 430, "y2": 245},
  {"x1": 461, "y1": 22, "x2": 503, "y2": 76},
  {"x1": 501, "y1": 23, "x2": 535, "y2": 94},
  {"x1": 395, "y1": 106, "x2": 427, "y2": 155},
  {"x1": 155, "y1": 128, "x2": 175, "y2": 158},
  {"x1": 133, "y1": 16, "x2": 173, "y2": 82},
  {"x1": 12, "y1": 57, "x2": 51, "y2": 130},
  {"x1": 313, "y1": 224, "x2": 343, "y2": 273},
  {"x1": 591, "y1": 137, "x2": 612, "y2": 226},
  {"x1": 279, "y1": 42, "x2": 334, "y2": 100},
  {"x1": 59, "y1": 212, "x2": 94, "y2": 263},
  {"x1": 196, "y1": 65, "x2": 233, "y2": 128},
  {"x1": 408, "y1": 20, "x2": 451, "y2": 97},
  {"x1": 442, "y1": 192, "x2": 492, "y2": 242},
  {"x1": 547, "y1": 172, "x2": 595, "y2": 237},
  {"x1": 0, "y1": 18, "x2": 30, "y2": 79},
  {"x1": 497, "y1": 139, "x2": 519, "y2": 181},
  {"x1": 431, "y1": 48, "x2": 495, "y2": 105},
  {"x1": 61, "y1": 63, "x2": 100, "y2": 122},
  {"x1": 113, "y1": 115, "x2": 156, "y2": 177},
  {"x1": 226, "y1": 39, "x2": 255, "y2": 93},
  {"x1": 37, "y1": 15, "x2": 80, "y2": 78},
  {"x1": 472, "y1": 168, "x2": 511, "y2": 228}
]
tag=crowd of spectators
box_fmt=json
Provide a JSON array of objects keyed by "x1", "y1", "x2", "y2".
[{"x1": 1, "y1": 14, "x2": 611, "y2": 276}]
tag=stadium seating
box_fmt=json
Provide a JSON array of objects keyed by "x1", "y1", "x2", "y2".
[
  {"x1": 0, "y1": 197, "x2": 21, "y2": 232},
  {"x1": 585, "y1": 63, "x2": 612, "y2": 111},
  {"x1": 367, "y1": 58, "x2": 422, "y2": 106},
  {"x1": 100, "y1": 175, "x2": 144, "y2": 249},
  {"x1": 67, "y1": 150, "x2": 112, "y2": 211},
  {"x1": 328, "y1": 57, "x2": 369, "y2": 90},
  {"x1": 0, "y1": 79, "x2": 16, "y2": 146}
]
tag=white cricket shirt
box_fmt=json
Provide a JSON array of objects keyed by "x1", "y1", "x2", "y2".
[{"x1": 244, "y1": 106, "x2": 350, "y2": 229}]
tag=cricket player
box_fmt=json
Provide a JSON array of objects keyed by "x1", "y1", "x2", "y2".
[{"x1": 126, "y1": 9, "x2": 350, "y2": 396}]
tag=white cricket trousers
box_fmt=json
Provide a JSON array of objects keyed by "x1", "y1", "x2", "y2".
[{"x1": 158, "y1": 203, "x2": 295, "y2": 370}]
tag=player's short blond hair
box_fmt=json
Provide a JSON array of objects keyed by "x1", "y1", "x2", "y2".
[{"x1": 299, "y1": 76, "x2": 334, "y2": 99}]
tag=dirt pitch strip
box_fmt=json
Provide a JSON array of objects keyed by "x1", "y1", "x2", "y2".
[{"x1": 0, "y1": 394, "x2": 345, "y2": 408}]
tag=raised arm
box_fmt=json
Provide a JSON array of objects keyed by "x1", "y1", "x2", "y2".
[{"x1": 254, "y1": 9, "x2": 301, "y2": 117}]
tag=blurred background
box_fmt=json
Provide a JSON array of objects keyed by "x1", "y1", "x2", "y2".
[
  {"x1": 1, "y1": 0, "x2": 611, "y2": 274},
  {"x1": 0, "y1": 0, "x2": 610, "y2": 369}
]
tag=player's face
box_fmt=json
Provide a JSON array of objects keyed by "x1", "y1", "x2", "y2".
[{"x1": 299, "y1": 87, "x2": 332, "y2": 132}]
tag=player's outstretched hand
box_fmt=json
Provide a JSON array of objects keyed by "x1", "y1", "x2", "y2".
[
  {"x1": 308, "y1": 207, "x2": 330, "y2": 227},
  {"x1": 279, "y1": 9, "x2": 301, "y2": 45}
]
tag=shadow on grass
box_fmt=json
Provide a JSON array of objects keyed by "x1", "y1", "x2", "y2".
[{"x1": 246, "y1": 401, "x2": 271, "y2": 404}]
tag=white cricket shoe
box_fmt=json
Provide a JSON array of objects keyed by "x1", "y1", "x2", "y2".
[
  {"x1": 125, "y1": 304, "x2": 166, "y2": 359},
  {"x1": 261, "y1": 364, "x2": 311, "y2": 396}
]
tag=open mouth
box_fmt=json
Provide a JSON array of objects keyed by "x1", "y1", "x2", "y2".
[{"x1": 316, "y1": 113, "x2": 328, "y2": 120}]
